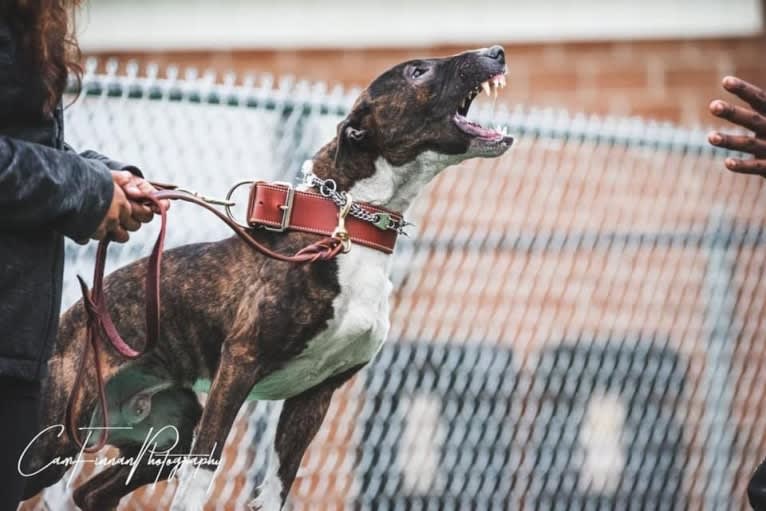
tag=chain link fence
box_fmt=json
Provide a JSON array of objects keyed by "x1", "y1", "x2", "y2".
[{"x1": 23, "y1": 59, "x2": 766, "y2": 510}]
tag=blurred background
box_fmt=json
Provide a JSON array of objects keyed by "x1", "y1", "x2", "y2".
[
  {"x1": 24, "y1": 1, "x2": 766, "y2": 510},
  {"x1": 77, "y1": 0, "x2": 765, "y2": 125}
]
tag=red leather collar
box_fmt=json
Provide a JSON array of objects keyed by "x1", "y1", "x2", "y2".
[{"x1": 247, "y1": 182, "x2": 402, "y2": 254}]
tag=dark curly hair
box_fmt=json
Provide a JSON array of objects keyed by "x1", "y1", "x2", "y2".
[{"x1": 5, "y1": 0, "x2": 83, "y2": 116}]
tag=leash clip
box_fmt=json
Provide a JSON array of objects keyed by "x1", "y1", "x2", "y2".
[
  {"x1": 332, "y1": 192, "x2": 353, "y2": 253},
  {"x1": 175, "y1": 188, "x2": 236, "y2": 207}
]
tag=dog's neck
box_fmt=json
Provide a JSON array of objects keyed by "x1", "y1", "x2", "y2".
[{"x1": 310, "y1": 138, "x2": 465, "y2": 213}]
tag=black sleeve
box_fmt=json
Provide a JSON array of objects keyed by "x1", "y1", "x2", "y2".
[
  {"x1": 0, "y1": 136, "x2": 114, "y2": 240},
  {"x1": 64, "y1": 144, "x2": 143, "y2": 177}
]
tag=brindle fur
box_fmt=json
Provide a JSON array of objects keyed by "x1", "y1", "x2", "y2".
[{"x1": 22, "y1": 46, "x2": 511, "y2": 510}]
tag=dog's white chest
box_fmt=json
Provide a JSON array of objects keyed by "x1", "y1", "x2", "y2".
[{"x1": 250, "y1": 246, "x2": 392, "y2": 400}]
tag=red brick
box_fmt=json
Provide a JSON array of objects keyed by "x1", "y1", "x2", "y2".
[
  {"x1": 733, "y1": 66, "x2": 766, "y2": 89},
  {"x1": 526, "y1": 67, "x2": 579, "y2": 94},
  {"x1": 665, "y1": 67, "x2": 727, "y2": 90},
  {"x1": 587, "y1": 65, "x2": 649, "y2": 90}
]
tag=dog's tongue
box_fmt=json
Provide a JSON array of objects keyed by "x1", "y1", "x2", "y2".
[{"x1": 454, "y1": 114, "x2": 505, "y2": 140}]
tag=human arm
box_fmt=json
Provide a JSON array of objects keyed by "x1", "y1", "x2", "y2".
[{"x1": 0, "y1": 135, "x2": 115, "y2": 239}]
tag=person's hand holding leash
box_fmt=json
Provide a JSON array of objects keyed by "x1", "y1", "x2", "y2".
[
  {"x1": 708, "y1": 76, "x2": 766, "y2": 176},
  {"x1": 88, "y1": 171, "x2": 167, "y2": 244},
  {"x1": 115, "y1": 170, "x2": 170, "y2": 217},
  {"x1": 88, "y1": 171, "x2": 136, "y2": 243}
]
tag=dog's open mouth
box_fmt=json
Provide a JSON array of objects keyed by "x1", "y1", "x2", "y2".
[{"x1": 453, "y1": 72, "x2": 510, "y2": 142}]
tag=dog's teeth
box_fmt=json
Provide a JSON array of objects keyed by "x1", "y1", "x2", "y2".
[{"x1": 481, "y1": 81, "x2": 491, "y2": 96}]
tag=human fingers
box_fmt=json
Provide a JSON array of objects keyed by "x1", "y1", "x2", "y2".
[
  {"x1": 130, "y1": 202, "x2": 154, "y2": 223},
  {"x1": 723, "y1": 157, "x2": 766, "y2": 177},
  {"x1": 708, "y1": 131, "x2": 766, "y2": 157},
  {"x1": 722, "y1": 76, "x2": 766, "y2": 114},
  {"x1": 709, "y1": 100, "x2": 766, "y2": 135}
]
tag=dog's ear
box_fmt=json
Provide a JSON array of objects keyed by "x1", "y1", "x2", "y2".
[{"x1": 334, "y1": 105, "x2": 371, "y2": 167}]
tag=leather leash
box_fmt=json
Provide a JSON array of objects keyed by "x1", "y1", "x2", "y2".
[{"x1": 65, "y1": 186, "x2": 350, "y2": 451}]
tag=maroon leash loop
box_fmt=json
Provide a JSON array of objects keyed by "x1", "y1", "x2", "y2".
[{"x1": 65, "y1": 188, "x2": 345, "y2": 451}]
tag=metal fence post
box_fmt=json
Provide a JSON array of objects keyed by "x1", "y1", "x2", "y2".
[{"x1": 701, "y1": 208, "x2": 737, "y2": 510}]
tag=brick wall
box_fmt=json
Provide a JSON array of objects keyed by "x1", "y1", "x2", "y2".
[{"x1": 89, "y1": 36, "x2": 766, "y2": 126}]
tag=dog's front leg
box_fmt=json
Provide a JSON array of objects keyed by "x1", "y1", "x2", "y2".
[
  {"x1": 171, "y1": 345, "x2": 263, "y2": 511},
  {"x1": 251, "y1": 366, "x2": 361, "y2": 511}
]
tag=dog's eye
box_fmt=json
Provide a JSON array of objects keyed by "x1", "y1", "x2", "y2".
[{"x1": 410, "y1": 67, "x2": 428, "y2": 80}]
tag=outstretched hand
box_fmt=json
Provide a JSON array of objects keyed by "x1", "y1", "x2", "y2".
[{"x1": 708, "y1": 76, "x2": 766, "y2": 176}]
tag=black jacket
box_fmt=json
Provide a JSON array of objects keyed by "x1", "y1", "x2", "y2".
[{"x1": 0, "y1": 17, "x2": 137, "y2": 381}]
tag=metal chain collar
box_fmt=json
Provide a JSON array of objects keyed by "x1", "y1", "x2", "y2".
[{"x1": 301, "y1": 167, "x2": 411, "y2": 235}]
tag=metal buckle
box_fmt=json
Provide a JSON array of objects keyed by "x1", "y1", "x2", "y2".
[{"x1": 262, "y1": 182, "x2": 295, "y2": 232}]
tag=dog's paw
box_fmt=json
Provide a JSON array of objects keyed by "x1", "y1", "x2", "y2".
[
  {"x1": 170, "y1": 489, "x2": 206, "y2": 511},
  {"x1": 250, "y1": 474, "x2": 284, "y2": 511},
  {"x1": 72, "y1": 487, "x2": 118, "y2": 511},
  {"x1": 170, "y1": 466, "x2": 215, "y2": 511}
]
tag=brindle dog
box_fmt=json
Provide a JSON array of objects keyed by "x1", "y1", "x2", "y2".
[{"x1": 22, "y1": 45, "x2": 513, "y2": 511}]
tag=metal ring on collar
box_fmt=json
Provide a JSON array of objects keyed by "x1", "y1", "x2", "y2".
[
  {"x1": 318, "y1": 179, "x2": 338, "y2": 198},
  {"x1": 224, "y1": 180, "x2": 256, "y2": 229}
]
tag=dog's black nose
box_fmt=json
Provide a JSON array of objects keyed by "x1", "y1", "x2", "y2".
[{"x1": 485, "y1": 45, "x2": 505, "y2": 64}]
